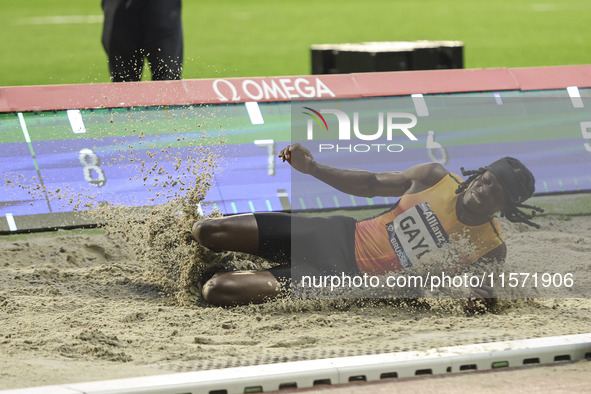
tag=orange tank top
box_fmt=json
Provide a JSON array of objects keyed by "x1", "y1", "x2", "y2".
[{"x1": 354, "y1": 173, "x2": 503, "y2": 275}]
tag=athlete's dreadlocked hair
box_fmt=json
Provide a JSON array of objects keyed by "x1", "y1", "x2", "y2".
[
  {"x1": 455, "y1": 159, "x2": 544, "y2": 229},
  {"x1": 455, "y1": 167, "x2": 486, "y2": 196}
]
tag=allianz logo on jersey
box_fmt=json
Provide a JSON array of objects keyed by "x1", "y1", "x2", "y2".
[
  {"x1": 303, "y1": 107, "x2": 418, "y2": 153},
  {"x1": 385, "y1": 202, "x2": 449, "y2": 269}
]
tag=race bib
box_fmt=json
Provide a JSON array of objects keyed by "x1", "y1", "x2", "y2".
[{"x1": 385, "y1": 202, "x2": 449, "y2": 269}]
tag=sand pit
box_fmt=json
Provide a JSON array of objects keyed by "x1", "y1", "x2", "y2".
[{"x1": 1, "y1": 207, "x2": 590, "y2": 390}]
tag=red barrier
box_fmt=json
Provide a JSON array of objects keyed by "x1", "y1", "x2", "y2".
[
  {"x1": 1, "y1": 65, "x2": 590, "y2": 112},
  {"x1": 351, "y1": 68, "x2": 520, "y2": 97},
  {"x1": 510, "y1": 65, "x2": 591, "y2": 91}
]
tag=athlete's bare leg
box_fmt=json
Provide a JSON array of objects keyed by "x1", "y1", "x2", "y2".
[
  {"x1": 192, "y1": 214, "x2": 284, "y2": 306},
  {"x1": 201, "y1": 270, "x2": 282, "y2": 306},
  {"x1": 192, "y1": 214, "x2": 259, "y2": 253}
]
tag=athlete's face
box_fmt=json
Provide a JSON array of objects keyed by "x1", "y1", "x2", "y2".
[{"x1": 461, "y1": 171, "x2": 509, "y2": 216}]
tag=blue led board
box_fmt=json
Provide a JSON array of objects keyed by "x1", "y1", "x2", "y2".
[
  {"x1": 1, "y1": 87, "x2": 590, "y2": 231},
  {"x1": 289, "y1": 89, "x2": 591, "y2": 211}
]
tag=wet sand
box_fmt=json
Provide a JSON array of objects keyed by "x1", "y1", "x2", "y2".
[{"x1": 1, "y1": 211, "x2": 590, "y2": 390}]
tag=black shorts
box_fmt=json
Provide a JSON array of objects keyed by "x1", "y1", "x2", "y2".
[{"x1": 252, "y1": 213, "x2": 360, "y2": 283}]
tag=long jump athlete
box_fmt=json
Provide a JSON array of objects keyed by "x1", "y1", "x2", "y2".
[{"x1": 192, "y1": 143, "x2": 542, "y2": 307}]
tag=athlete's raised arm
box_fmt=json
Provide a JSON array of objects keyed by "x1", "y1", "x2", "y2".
[{"x1": 279, "y1": 143, "x2": 448, "y2": 198}]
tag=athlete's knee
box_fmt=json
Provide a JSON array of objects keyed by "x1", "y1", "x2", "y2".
[
  {"x1": 192, "y1": 214, "x2": 258, "y2": 253},
  {"x1": 201, "y1": 274, "x2": 241, "y2": 306},
  {"x1": 201, "y1": 271, "x2": 281, "y2": 306},
  {"x1": 191, "y1": 219, "x2": 207, "y2": 242},
  {"x1": 192, "y1": 218, "x2": 225, "y2": 250}
]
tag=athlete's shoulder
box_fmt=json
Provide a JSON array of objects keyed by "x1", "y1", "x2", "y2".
[{"x1": 405, "y1": 162, "x2": 449, "y2": 188}]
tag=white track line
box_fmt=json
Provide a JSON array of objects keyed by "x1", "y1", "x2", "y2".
[
  {"x1": 17, "y1": 113, "x2": 31, "y2": 143},
  {"x1": 245, "y1": 101, "x2": 265, "y2": 124},
  {"x1": 5, "y1": 214, "x2": 17, "y2": 232},
  {"x1": 567, "y1": 86, "x2": 584, "y2": 108},
  {"x1": 494, "y1": 92, "x2": 503, "y2": 105},
  {"x1": 67, "y1": 109, "x2": 87, "y2": 134},
  {"x1": 411, "y1": 93, "x2": 429, "y2": 117},
  {"x1": 15, "y1": 15, "x2": 104, "y2": 25},
  {"x1": 2, "y1": 333, "x2": 590, "y2": 394}
]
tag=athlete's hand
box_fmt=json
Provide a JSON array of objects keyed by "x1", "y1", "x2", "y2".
[{"x1": 278, "y1": 143, "x2": 318, "y2": 175}]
